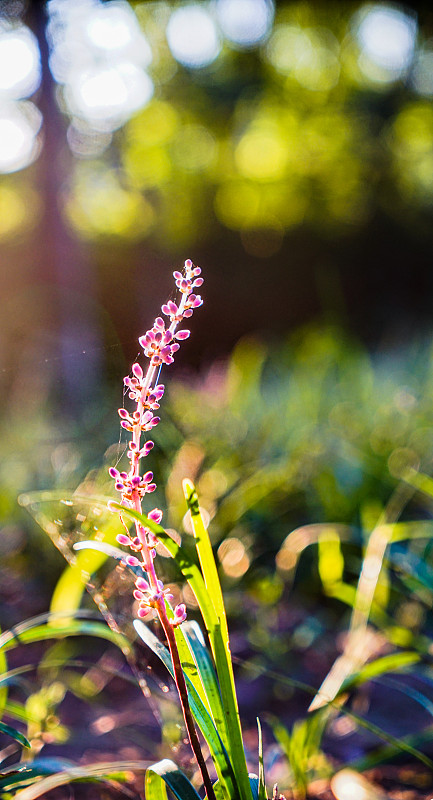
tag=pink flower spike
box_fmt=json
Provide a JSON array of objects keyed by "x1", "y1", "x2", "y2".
[
  {"x1": 132, "y1": 363, "x2": 143, "y2": 379},
  {"x1": 136, "y1": 577, "x2": 150, "y2": 591},
  {"x1": 175, "y1": 330, "x2": 190, "y2": 340},
  {"x1": 126, "y1": 555, "x2": 140, "y2": 567}
]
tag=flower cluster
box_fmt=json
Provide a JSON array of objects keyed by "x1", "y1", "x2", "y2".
[{"x1": 109, "y1": 259, "x2": 203, "y2": 629}]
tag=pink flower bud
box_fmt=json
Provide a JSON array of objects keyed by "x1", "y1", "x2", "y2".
[
  {"x1": 148, "y1": 508, "x2": 163, "y2": 523},
  {"x1": 118, "y1": 408, "x2": 129, "y2": 419},
  {"x1": 137, "y1": 606, "x2": 150, "y2": 618},
  {"x1": 142, "y1": 471, "x2": 153, "y2": 483},
  {"x1": 132, "y1": 363, "x2": 143, "y2": 379},
  {"x1": 126, "y1": 555, "x2": 140, "y2": 566},
  {"x1": 120, "y1": 472, "x2": 128, "y2": 479},
  {"x1": 168, "y1": 301, "x2": 178, "y2": 315},
  {"x1": 133, "y1": 589, "x2": 144, "y2": 600},
  {"x1": 193, "y1": 266, "x2": 201, "y2": 276},
  {"x1": 109, "y1": 467, "x2": 118, "y2": 478},
  {"x1": 193, "y1": 278, "x2": 204, "y2": 287},
  {"x1": 154, "y1": 317, "x2": 164, "y2": 329},
  {"x1": 147, "y1": 483, "x2": 157, "y2": 492},
  {"x1": 136, "y1": 577, "x2": 150, "y2": 591},
  {"x1": 117, "y1": 533, "x2": 131, "y2": 546},
  {"x1": 185, "y1": 259, "x2": 193, "y2": 269},
  {"x1": 173, "y1": 271, "x2": 182, "y2": 280},
  {"x1": 175, "y1": 330, "x2": 190, "y2": 340},
  {"x1": 184, "y1": 309, "x2": 193, "y2": 318}
]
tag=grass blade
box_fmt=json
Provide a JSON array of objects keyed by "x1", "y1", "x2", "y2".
[
  {"x1": 0, "y1": 721, "x2": 30, "y2": 749},
  {"x1": 134, "y1": 620, "x2": 236, "y2": 800},
  {"x1": 183, "y1": 480, "x2": 252, "y2": 800},
  {"x1": 113, "y1": 499, "x2": 252, "y2": 800},
  {"x1": 183, "y1": 621, "x2": 227, "y2": 747},
  {"x1": 256, "y1": 718, "x2": 266, "y2": 800},
  {"x1": 145, "y1": 759, "x2": 202, "y2": 800}
]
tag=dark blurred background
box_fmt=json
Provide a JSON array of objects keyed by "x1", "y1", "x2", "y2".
[{"x1": 2, "y1": 0, "x2": 433, "y2": 393}]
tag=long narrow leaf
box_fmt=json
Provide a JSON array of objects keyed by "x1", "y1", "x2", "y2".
[
  {"x1": 183, "y1": 480, "x2": 252, "y2": 800},
  {"x1": 2, "y1": 760, "x2": 150, "y2": 798},
  {"x1": 134, "y1": 620, "x2": 236, "y2": 800},
  {"x1": 145, "y1": 759, "x2": 202, "y2": 800},
  {"x1": 0, "y1": 619, "x2": 130, "y2": 657},
  {"x1": 256, "y1": 718, "x2": 266, "y2": 800},
  {"x1": 0, "y1": 721, "x2": 30, "y2": 749},
  {"x1": 183, "y1": 621, "x2": 226, "y2": 742},
  {"x1": 110, "y1": 500, "x2": 252, "y2": 800}
]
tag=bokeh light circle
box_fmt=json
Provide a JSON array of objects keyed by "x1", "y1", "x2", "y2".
[
  {"x1": 166, "y1": 5, "x2": 221, "y2": 68},
  {"x1": 216, "y1": 0, "x2": 274, "y2": 47},
  {"x1": 0, "y1": 23, "x2": 41, "y2": 99}
]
